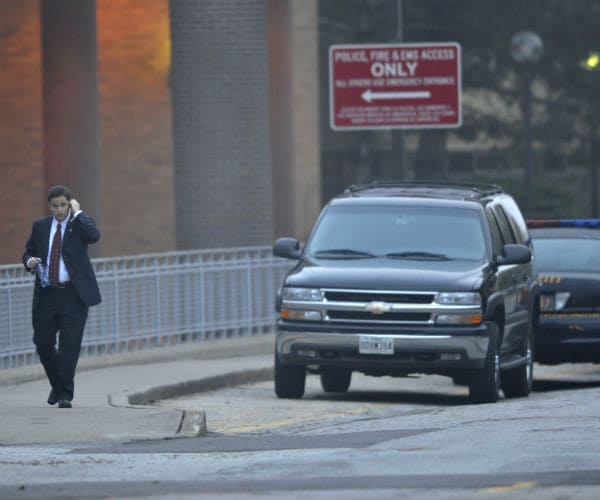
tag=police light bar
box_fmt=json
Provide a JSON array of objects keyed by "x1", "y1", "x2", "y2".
[{"x1": 527, "y1": 219, "x2": 600, "y2": 228}]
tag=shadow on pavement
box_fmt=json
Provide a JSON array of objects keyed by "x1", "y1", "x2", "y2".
[
  {"x1": 310, "y1": 389, "x2": 469, "y2": 406},
  {"x1": 533, "y1": 378, "x2": 600, "y2": 393}
]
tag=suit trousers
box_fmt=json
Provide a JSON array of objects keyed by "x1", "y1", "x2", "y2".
[{"x1": 32, "y1": 285, "x2": 89, "y2": 401}]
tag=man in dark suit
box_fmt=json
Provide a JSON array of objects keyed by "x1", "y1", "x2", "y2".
[{"x1": 22, "y1": 185, "x2": 101, "y2": 408}]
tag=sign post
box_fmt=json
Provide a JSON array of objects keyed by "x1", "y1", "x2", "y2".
[{"x1": 329, "y1": 42, "x2": 461, "y2": 130}]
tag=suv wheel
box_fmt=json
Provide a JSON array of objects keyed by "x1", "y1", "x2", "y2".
[
  {"x1": 501, "y1": 326, "x2": 534, "y2": 398},
  {"x1": 274, "y1": 350, "x2": 306, "y2": 399},
  {"x1": 320, "y1": 367, "x2": 352, "y2": 393},
  {"x1": 469, "y1": 322, "x2": 501, "y2": 404}
]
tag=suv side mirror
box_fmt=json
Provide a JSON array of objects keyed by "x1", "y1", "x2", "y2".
[
  {"x1": 273, "y1": 237, "x2": 302, "y2": 260},
  {"x1": 497, "y1": 244, "x2": 531, "y2": 266}
]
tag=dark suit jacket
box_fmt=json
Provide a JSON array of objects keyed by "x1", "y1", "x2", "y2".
[{"x1": 22, "y1": 212, "x2": 102, "y2": 310}]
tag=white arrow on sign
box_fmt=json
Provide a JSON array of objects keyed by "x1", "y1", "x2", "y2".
[{"x1": 361, "y1": 89, "x2": 431, "y2": 103}]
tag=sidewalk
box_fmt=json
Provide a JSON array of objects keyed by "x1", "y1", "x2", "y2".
[{"x1": 0, "y1": 334, "x2": 274, "y2": 446}]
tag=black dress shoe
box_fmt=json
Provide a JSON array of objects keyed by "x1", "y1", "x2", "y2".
[
  {"x1": 47, "y1": 390, "x2": 58, "y2": 406},
  {"x1": 58, "y1": 400, "x2": 72, "y2": 408}
]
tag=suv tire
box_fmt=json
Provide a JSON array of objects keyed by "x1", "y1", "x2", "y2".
[
  {"x1": 320, "y1": 367, "x2": 352, "y2": 392},
  {"x1": 469, "y1": 322, "x2": 501, "y2": 404},
  {"x1": 501, "y1": 326, "x2": 534, "y2": 398},
  {"x1": 274, "y1": 350, "x2": 306, "y2": 399}
]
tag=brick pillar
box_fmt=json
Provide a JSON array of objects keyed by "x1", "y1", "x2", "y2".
[
  {"x1": 40, "y1": 0, "x2": 100, "y2": 227},
  {"x1": 169, "y1": 0, "x2": 274, "y2": 249}
]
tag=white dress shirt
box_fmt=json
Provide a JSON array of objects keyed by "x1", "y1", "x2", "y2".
[{"x1": 47, "y1": 214, "x2": 74, "y2": 283}]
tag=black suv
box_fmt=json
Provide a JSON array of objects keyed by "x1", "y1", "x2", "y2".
[{"x1": 273, "y1": 182, "x2": 540, "y2": 403}]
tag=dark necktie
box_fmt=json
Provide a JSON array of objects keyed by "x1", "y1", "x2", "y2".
[{"x1": 49, "y1": 223, "x2": 62, "y2": 287}]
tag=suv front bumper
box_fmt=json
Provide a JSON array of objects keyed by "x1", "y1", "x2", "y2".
[
  {"x1": 276, "y1": 322, "x2": 493, "y2": 374},
  {"x1": 535, "y1": 315, "x2": 600, "y2": 363}
]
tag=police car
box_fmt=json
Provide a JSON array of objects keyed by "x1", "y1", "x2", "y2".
[{"x1": 528, "y1": 219, "x2": 600, "y2": 364}]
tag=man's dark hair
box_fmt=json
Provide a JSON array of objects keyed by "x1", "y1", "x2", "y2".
[{"x1": 47, "y1": 185, "x2": 72, "y2": 202}]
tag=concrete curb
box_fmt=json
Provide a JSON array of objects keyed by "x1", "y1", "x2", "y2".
[
  {"x1": 125, "y1": 367, "x2": 274, "y2": 405},
  {"x1": 137, "y1": 367, "x2": 273, "y2": 438},
  {"x1": 107, "y1": 365, "x2": 274, "y2": 438},
  {"x1": 179, "y1": 410, "x2": 207, "y2": 437}
]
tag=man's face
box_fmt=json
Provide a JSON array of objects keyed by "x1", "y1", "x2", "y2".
[{"x1": 49, "y1": 195, "x2": 70, "y2": 222}]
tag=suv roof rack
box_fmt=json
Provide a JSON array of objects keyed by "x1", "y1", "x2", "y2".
[{"x1": 344, "y1": 181, "x2": 504, "y2": 199}]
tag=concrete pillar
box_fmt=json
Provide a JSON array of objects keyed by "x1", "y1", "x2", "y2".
[{"x1": 269, "y1": 0, "x2": 322, "y2": 242}]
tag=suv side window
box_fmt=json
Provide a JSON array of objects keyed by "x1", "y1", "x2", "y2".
[
  {"x1": 493, "y1": 205, "x2": 517, "y2": 244},
  {"x1": 500, "y1": 197, "x2": 530, "y2": 245},
  {"x1": 486, "y1": 209, "x2": 504, "y2": 257}
]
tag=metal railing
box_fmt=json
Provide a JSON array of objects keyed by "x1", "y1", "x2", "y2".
[{"x1": 0, "y1": 246, "x2": 291, "y2": 369}]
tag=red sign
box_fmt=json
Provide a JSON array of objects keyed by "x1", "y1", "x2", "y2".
[{"x1": 329, "y1": 43, "x2": 461, "y2": 130}]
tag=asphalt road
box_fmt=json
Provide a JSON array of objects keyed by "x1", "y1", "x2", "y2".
[{"x1": 2, "y1": 361, "x2": 600, "y2": 499}]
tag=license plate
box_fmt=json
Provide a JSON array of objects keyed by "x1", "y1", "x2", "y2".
[{"x1": 359, "y1": 335, "x2": 394, "y2": 355}]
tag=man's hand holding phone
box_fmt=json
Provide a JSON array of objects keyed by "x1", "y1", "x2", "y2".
[{"x1": 70, "y1": 198, "x2": 81, "y2": 213}]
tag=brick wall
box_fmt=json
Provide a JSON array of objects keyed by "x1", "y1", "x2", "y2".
[
  {"x1": 96, "y1": 0, "x2": 175, "y2": 256},
  {"x1": 0, "y1": 1, "x2": 45, "y2": 265},
  {"x1": 0, "y1": 1, "x2": 319, "y2": 264},
  {"x1": 0, "y1": 0, "x2": 176, "y2": 264},
  {"x1": 169, "y1": 0, "x2": 274, "y2": 249}
]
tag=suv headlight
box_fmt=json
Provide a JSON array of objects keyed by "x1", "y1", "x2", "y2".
[
  {"x1": 280, "y1": 287, "x2": 324, "y2": 321},
  {"x1": 281, "y1": 287, "x2": 323, "y2": 302},
  {"x1": 280, "y1": 309, "x2": 323, "y2": 321},
  {"x1": 540, "y1": 291, "x2": 570, "y2": 312},
  {"x1": 436, "y1": 314, "x2": 483, "y2": 325},
  {"x1": 435, "y1": 292, "x2": 482, "y2": 325},
  {"x1": 435, "y1": 292, "x2": 482, "y2": 306}
]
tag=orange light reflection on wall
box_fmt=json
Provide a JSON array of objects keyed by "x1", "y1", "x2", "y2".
[{"x1": 96, "y1": 0, "x2": 176, "y2": 257}]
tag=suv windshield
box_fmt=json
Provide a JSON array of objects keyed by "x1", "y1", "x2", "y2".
[{"x1": 307, "y1": 205, "x2": 486, "y2": 261}]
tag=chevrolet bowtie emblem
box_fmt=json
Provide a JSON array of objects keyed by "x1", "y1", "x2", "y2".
[{"x1": 365, "y1": 301, "x2": 392, "y2": 314}]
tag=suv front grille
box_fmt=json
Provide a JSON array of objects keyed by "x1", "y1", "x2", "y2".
[
  {"x1": 320, "y1": 288, "x2": 436, "y2": 325},
  {"x1": 280, "y1": 288, "x2": 480, "y2": 326},
  {"x1": 327, "y1": 310, "x2": 431, "y2": 322},
  {"x1": 324, "y1": 291, "x2": 434, "y2": 304}
]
